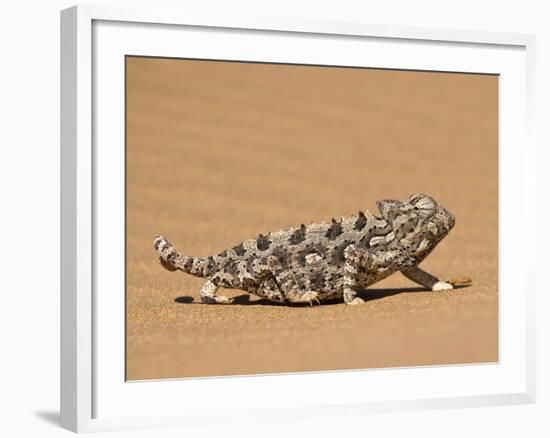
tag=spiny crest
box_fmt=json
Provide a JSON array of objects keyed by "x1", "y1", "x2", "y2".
[
  {"x1": 326, "y1": 217, "x2": 344, "y2": 240},
  {"x1": 289, "y1": 223, "x2": 307, "y2": 245},
  {"x1": 232, "y1": 242, "x2": 246, "y2": 256},
  {"x1": 354, "y1": 210, "x2": 368, "y2": 231},
  {"x1": 256, "y1": 232, "x2": 271, "y2": 251}
]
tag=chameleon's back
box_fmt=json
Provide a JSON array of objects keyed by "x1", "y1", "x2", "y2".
[{"x1": 155, "y1": 193, "x2": 455, "y2": 304}]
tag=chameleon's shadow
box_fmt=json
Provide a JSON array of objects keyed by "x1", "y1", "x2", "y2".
[
  {"x1": 360, "y1": 283, "x2": 470, "y2": 301},
  {"x1": 174, "y1": 284, "x2": 470, "y2": 307},
  {"x1": 174, "y1": 296, "x2": 195, "y2": 304}
]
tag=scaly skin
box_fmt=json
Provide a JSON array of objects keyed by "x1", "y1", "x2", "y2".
[{"x1": 154, "y1": 193, "x2": 456, "y2": 305}]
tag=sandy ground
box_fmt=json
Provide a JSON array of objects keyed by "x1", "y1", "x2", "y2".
[{"x1": 126, "y1": 57, "x2": 498, "y2": 380}]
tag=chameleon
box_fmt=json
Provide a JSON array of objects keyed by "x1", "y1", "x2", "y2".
[{"x1": 154, "y1": 193, "x2": 457, "y2": 305}]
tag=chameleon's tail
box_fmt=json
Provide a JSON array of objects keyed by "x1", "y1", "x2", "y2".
[{"x1": 154, "y1": 235, "x2": 215, "y2": 277}]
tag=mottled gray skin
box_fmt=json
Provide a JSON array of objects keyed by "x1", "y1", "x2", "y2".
[{"x1": 154, "y1": 193, "x2": 456, "y2": 305}]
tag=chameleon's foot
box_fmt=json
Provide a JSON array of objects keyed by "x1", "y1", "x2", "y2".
[
  {"x1": 286, "y1": 290, "x2": 320, "y2": 304},
  {"x1": 432, "y1": 281, "x2": 453, "y2": 292},
  {"x1": 200, "y1": 279, "x2": 233, "y2": 304},
  {"x1": 201, "y1": 295, "x2": 234, "y2": 304},
  {"x1": 345, "y1": 297, "x2": 365, "y2": 306}
]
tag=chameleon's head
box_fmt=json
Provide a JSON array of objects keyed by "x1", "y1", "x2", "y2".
[{"x1": 376, "y1": 193, "x2": 455, "y2": 259}]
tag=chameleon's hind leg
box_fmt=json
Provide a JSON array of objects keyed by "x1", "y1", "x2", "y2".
[
  {"x1": 199, "y1": 275, "x2": 233, "y2": 304},
  {"x1": 343, "y1": 244, "x2": 368, "y2": 305},
  {"x1": 268, "y1": 269, "x2": 320, "y2": 304},
  {"x1": 401, "y1": 266, "x2": 453, "y2": 291},
  {"x1": 264, "y1": 255, "x2": 320, "y2": 305},
  {"x1": 256, "y1": 276, "x2": 285, "y2": 303}
]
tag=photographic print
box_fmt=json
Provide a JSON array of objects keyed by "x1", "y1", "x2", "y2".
[{"x1": 126, "y1": 56, "x2": 498, "y2": 380}]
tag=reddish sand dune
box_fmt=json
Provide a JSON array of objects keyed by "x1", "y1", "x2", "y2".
[{"x1": 126, "y1": 57, "x2": 498, "y2": 380}]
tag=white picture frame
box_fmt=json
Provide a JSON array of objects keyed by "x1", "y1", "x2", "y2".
[{"x1": 60, "y1": 4, "x2": 536, "y2": 433}]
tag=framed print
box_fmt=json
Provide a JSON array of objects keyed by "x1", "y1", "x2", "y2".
[{"x1": 60, "y1": 5, "x2": 536, "y2": 433}]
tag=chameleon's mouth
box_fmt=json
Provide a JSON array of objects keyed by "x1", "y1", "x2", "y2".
[
  {"x1": 448, "y1": 213, "x2": 456, "y2": 230},
  {"x1": 439, "y1": 208, "x2": 455, "y2": 232},
  {"x1": 438, "y1": 206, "x2": 456, "y2": 233}
]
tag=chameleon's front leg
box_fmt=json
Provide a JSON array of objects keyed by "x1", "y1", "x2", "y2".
[
  {"x1": 343, "y1": 245, "x2": 368, "y2": 305},
  {"x1": 401, "y1": 266, "x2": 453, "y2": 291}
]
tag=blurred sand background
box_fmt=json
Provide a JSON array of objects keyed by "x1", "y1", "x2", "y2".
[{"x1": 126, "y1": 57, "x2": 498, "y2": 380}]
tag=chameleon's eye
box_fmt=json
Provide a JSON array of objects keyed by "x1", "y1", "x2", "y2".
[
  {"x1": 408, "y1": 194, "x2": 437, "y2": 219},
  {"x1": 414, "y1": 197, "x2": 436, "y2": 211},
  {"x1": 408, "y1": 193, "x2": 426, "y2": 204},
  {"x1": 410, "y1": 195, "x2": 436, "y2": 211}
]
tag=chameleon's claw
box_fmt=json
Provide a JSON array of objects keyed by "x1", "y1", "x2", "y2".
[{"x1": 308, "y1": 296, "x2": 321, "y2": 306}]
